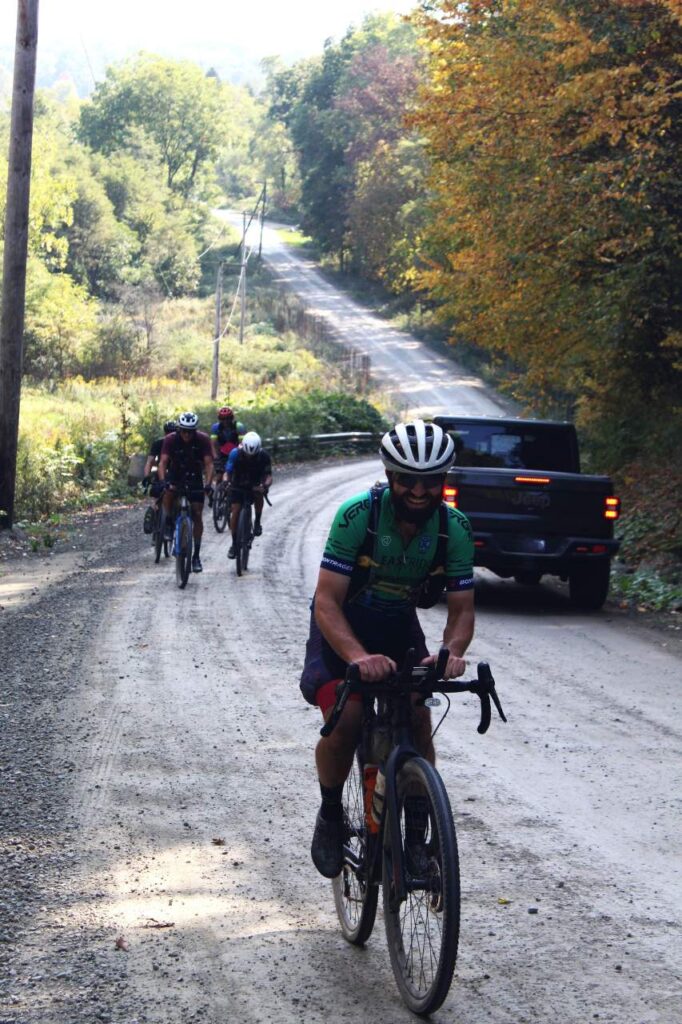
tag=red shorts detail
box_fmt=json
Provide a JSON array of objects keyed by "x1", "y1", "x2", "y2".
[{"x1": 316, "y1": 679, "x2": 362, "y2": 714}]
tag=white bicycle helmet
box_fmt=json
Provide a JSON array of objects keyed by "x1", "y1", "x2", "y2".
[
  {"x1": 380, "y1": 419, "x2": 455, "y2": 475},
  {"x1": 177, "y1": 411, "x2": 199, "y2": 430},
  {"x1": 241, "y1": 431, "x2": 262, "y2": 455}
]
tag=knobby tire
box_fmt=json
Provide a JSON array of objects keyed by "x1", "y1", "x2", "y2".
[
  {"x1": 332, "y1": 752, "x2": 379, "y2": 945},
  {"x1": 212, "y1": 484, "x2": 230, "y2": 533},
  {"x1": 175, "y1": 515, "x2": 192, "y2": 589},
  {"x1": 154, "y1": 508, "x2": 167, "y2": 564},
  {"x1": 235, "y1": 505, "x2": 252, "y2": 577},
  {"x1": 382, "y1": 756, "x2": 460, "y2": 1015}
]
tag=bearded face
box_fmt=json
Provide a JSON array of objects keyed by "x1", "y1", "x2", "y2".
[{"x1": 388, "y1": 472, "x2": 445, "y2": 526}]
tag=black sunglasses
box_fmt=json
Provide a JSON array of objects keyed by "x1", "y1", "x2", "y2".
[{"x1": 393, "y1": 472, "x2": 446, "y2": 490}]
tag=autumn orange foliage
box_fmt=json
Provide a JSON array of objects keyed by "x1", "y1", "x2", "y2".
[{"x1": 412, "y1": 0, "x2": 682, "y2": 472}]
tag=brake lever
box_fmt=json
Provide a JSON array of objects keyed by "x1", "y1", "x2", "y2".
[
  {"x1": 319, "y1": 663, "x2": 359, "y2": 737},
  {"x1": 435, "y1": 645, "x2": 450, "y2": 680},
  {"x1": 475, "y1": 662, "x2": 507, "y2": 733}
]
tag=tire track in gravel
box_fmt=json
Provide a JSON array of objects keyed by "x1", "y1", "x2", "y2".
[{"x1": 3, "y1": 463, "x2": 681, "y2": 1024}]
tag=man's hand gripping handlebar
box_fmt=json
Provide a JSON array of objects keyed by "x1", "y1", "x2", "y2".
[{"x1": 320, "y1": 646, "x2": 507, "y2": 739}]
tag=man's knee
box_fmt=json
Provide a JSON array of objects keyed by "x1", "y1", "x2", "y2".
[{"x1": 319, "y1": 702, "x2": 362, "y2": 753}]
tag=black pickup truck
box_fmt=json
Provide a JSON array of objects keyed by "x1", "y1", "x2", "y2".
[{"x1": 434, "y1": 415, "x2": 621, "y2": 609}]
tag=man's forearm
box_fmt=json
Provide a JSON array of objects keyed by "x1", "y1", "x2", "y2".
[
  {"x1": 315, "y1": 597, "x2": 368, "y2": 666},
  {"x1": 443, "y1": 608, "x2": 474, "y2": 658}
]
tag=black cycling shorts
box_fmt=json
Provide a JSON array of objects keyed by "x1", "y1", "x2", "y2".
[{"x1": 299, "y1": 599, "x2": 428, "y2": 706}]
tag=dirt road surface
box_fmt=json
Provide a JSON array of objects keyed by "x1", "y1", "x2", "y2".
[
  {"x1": 1, "y1": 458, "x2": 680, "y2": 1024},
  {"x1": 214, "y1": 211, "x2": 506, "y2": 420}
]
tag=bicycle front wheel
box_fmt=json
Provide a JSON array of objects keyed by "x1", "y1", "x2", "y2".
[
  {"x1": 235, "y1": 506, "x2": 251, "y2": 576},
  {"x1": 175, "y1": 516, "x2": 192, "y2": 589},
  {"x1": 212, "y1": 485, "x2": 229, "y2": 533},
  {"x1": 332, "y1": 753, "x2": 379, "y2": 945},
  {"x1": 382, "y1": 757, "x2": 460, "y2": 1015}
]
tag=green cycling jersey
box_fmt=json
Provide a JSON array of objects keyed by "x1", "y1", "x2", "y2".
[{"x1": 320, "y1": 487, "x2": 474, "y2": 614}]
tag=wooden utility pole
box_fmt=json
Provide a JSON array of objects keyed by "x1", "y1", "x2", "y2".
[
  {"x1": 211, "y1": 261, "x2": 223, "y2": 400},
  {"x1": 239, "y1": 211, "x2": 247, "y2": 345},
  {"x1": 258, "y1": 180, "x2": 266, "y2": 261},
  {"x1": 0, "y1": 1, "x2": 39, "y2": 530}
]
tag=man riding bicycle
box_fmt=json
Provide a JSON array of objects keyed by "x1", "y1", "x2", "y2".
[
  {"x1": 142, "y1": 419, "x2": 175, "y2": 535},
  {"x1": 300, "y1": 419, "x2": 475, "y2": 877},
  {"x1": 210, "y1": 407, "x2": 245, "y2": 499},
  {"x1": 226, "y1": 432, "x2": 273, "y2": 558},
  {"x1": 158, "y1": 412, "x2": 213, "y2": 573}
]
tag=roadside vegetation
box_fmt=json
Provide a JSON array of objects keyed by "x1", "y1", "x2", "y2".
[{"x1": 2, "y1": 5, "x2": 680, "y2": 611}]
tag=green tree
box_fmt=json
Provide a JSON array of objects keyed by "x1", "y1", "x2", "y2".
[
  {"x1": 23, "y1": 260, "x2": 98, "y2": 380},
  {"x1": 79, "y1": 54, "x2": 228, "y2": 198}
]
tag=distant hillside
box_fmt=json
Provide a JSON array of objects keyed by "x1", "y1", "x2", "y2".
[{"x1": 0, "y1": 37, "x2": 315, "y2": 100}]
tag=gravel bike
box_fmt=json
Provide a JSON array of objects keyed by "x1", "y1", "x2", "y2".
[
  {"x1": 157, "y1": 482, "x2": 194, "y2": 587},
  {"x1": 232, "y1": 486, "x2": 272, "y2": 577},
  {"x1": 322, "y1": 647, "x2": 506, "y2": 1015},
  {"x1": 212, "y1": 479, "x2": 231, "y2": 533}
]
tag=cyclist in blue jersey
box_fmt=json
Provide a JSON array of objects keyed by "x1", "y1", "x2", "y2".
[
  {"x1": 301, "y1": 419, "x2": 475, "y2": 877},
  {"x1": 226, "y1": 432, "x2": 272, "y2": 558}
]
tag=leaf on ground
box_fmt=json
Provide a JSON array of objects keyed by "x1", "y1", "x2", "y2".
[
  {"x1": 211, "y1": 837, "x2": 226, "y2": 846},
  {"x1": 115, "y1": 935, "x2": 129, "y2": 951},
  {"x1": 497, "y1": 897, "x2": 512, "y2": 905},
  {"x1": 141, "y1": 918, "x2": 175, "y2": 929}
]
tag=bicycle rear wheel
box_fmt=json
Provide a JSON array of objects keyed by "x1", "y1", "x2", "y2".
[
  {"x1": 382, "y1": 757, "x2": 460, "y2": 1015},
  {"x1": 175, "y1": 516, "x2": 192, "y2": 589},
  {"x1": 235, "y1": 506, "x2": 251, "y2": 576},
  {"x1": 212, "y1": 485, "x2": 229, "y2": 533},
  {"x1": 332, "y1": 753, "x2": 379, "y2": 945},
  {"x1": 154, "y1": 508, "x2": 166, "y2": 564}
]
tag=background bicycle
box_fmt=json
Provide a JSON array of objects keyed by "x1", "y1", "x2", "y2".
[
  {"x1": 157, "y1": 482, "x2": 194, "y2": 588},
  {"x1": 232, "y1": 485, "x2": 272, "y2": 577},
  {"x1": 212, "y1": 478, "x2": 231, "y2": 533},
  {"x1": 322, "y1": 648, "x2": 506, "y2": 1015}
]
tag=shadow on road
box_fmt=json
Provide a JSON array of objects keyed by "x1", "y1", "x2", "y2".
[{"x1": 473, "y1": 570, "x2": 608, "y2": 618}]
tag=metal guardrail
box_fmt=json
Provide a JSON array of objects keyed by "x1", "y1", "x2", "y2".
[
  {"x1": 265, "y1": 430, "x2": 381, "y2": 460},
  {"x1": 128, "y1": 431, "x2": 381, "y2": 484}
]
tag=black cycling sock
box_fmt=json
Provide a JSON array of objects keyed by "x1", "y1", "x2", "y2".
[
  {"x1": 194, "y1": 540, "x2": 201, "y2": 557},
  {"x1": 255, "y1": 514, "x2": 261, "y2": 526},
  {"x1": 320, "y1": 782, "x2": 344, "y2": 821}
]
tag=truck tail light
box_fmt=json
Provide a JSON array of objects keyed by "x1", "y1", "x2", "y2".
[
  {"x1": 576, "y1": 544, "x2": 608, "y2": 554},
  {"x1": 604, "y1": 496, "x2": 620, "y2": 520},
  {"x1": 443, "y1": 485, "x2": 458, "y2": 508},
  {"x1": 514, "y1": 476, "x2": 551, "y2": 484}
]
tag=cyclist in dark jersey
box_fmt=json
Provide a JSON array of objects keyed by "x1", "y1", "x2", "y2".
[
  {"x1": 142, "y1": 420, "x2": 175, "y2": 534},
  {"x1": 158, "y1": 412, "x2": 213, "y2": 573},
  {"x1": 226, "y1": 432, "x2": 273, "y2": 558},
  {"x1": 302, "y1": 419, "x2": 475, "y2": 877},
  {"x1": 209, "y1": 407, "x2": 246, "y2": 502}
]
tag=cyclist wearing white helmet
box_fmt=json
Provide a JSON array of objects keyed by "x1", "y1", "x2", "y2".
[
  {"x1": 158, "y1": 411, "x2": 214, "y2": 573},
  {"x1": 301, "y1": 419, "x2": 475, "y2": 878},
  {"x1": 225, "y1": 431, "x2": 273, "y2": 557}
]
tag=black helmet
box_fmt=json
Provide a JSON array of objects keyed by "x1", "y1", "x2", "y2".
[{"x1": 163, "y1": 420, "x2": 176, "y2": 433}]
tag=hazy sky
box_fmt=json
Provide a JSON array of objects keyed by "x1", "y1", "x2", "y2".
[{"x1": 2, "y1": 0, "x2": 417, "y2": 61}]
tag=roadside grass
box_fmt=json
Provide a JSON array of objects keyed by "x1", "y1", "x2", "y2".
[
  {"x1": 275, "y1": 226, "x2": 319, "y2": 257},
  {"x1": 16, "y1": 264, "x2": 387, "y2": 523}
]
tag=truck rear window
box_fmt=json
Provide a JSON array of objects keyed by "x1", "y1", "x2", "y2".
[{"x1": 446, "y1": 424, "x2": 577, "y2": 472}]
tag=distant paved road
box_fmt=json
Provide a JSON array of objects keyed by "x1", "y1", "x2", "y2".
[{"x1": 214, "y1": 210, "x2": 507, "y2": 419}]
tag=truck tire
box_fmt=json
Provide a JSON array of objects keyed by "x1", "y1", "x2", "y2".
[
  {"x1": 568, "y1": 561, "x2": 611, "y2": 610},
  {"x1": 514, "y1": 572, "x2": 542, "y2": 587}
]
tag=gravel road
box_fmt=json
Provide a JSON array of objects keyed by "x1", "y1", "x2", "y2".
[
  {"x1": 214, "y1": 210, "x2": 507, "y2": 420},
  {"x1": 1, "y1": 459, "x2": 680, "y2": 1024}
]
